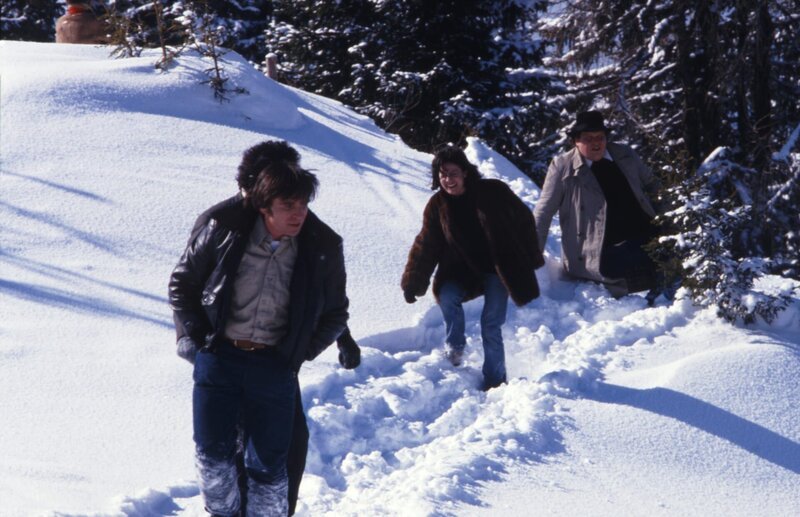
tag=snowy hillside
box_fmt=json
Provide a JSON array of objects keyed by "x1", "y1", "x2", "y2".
[{"x1": 1, "y1": 41, "x2": 799, "y2": 516}]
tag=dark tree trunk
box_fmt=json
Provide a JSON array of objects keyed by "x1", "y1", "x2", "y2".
[
  {"x1": 752, "y1": 1, "x2": 774, "y2": 255},
  {"x1": 752, "y1": 1, "x2": 773, "y2": 173}
]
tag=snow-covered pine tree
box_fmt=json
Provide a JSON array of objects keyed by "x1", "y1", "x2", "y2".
[
  {"x1": 771, "y1": 2, "x2": 800, "y2": 149},
  {"x1": 754, "y1": 1, "x2": 800, "y2": 279},
  {"x1": 657, "y1": 148, "x2": 795, "y2": 323},
  {"x1": 2, "y1": 0, "x2": 65, "y2": 42},
  {"x1": 265, "y1": 0, "x2": 373, "y2": 98},
  {"x1": 540, "y1": 0, "x2": 723, "y2": 171},
  {"x1": 151, "y1": 0, "x2": 186, "y2": 69},
  {"x1": 267, "y1": 0, "x2": 562, "y2": 184},
  {"x1": 103, "y1": 1, "x2": 248, "y2": 99},
  {"x1": 104, "y1": 2, "x2": 145, "y2": 58},
  {"x1": 765, "y1": 127, "x2": 800, "y2": 279},
  {"x1": 541, "y1": 0, "x2": 799, "y2": 174},
  {"x1": 186, "y1": 0, "x2": 271, "y2": 65}
]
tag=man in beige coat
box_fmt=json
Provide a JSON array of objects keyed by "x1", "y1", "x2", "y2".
[
  {"x1": 55, "y1": 1, "x2": 108, "y2": 45},
  {"x1": 533, "y1": 111, "x2": 659, "y2": 297}
]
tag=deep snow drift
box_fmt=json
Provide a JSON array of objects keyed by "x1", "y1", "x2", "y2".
[{"x1": 1, "y1": 41, "x2": 799, "y2": 516}]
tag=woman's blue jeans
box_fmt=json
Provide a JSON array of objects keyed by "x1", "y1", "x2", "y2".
[{"x1": 438, "y1": 273, "x2": 508, "y2": 386}]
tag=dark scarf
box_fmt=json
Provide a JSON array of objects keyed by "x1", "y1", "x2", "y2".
[
  {"x1": 443, "y1": 190, "x2": 494, "y2": 273},
  {"x1": 590, "y1": 158, "x2": 654, "y2": 246}
]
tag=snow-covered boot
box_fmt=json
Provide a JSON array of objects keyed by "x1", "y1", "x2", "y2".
[{"x1": 445, "y1": 345, "x2": 464, "y2": 367}]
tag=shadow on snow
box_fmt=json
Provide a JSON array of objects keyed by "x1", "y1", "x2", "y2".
[{"x1": 588, "y1": 382, "x2": 800, "y2": 474}]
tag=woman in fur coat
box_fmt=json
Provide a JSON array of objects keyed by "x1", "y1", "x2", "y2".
[{"x1": 401, "y1": 146, "x2": 544, "y2": 390}]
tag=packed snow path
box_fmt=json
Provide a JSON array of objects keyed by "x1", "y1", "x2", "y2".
[{"x1": 117, "y1": 285, "x2": 716, "y2": 515}]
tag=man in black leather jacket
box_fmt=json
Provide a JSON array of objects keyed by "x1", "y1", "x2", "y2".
[
  {"x1": 175, "y1": 141, "x2": 360, "y2": 369},
  {"x1": 169, "y1": 142, "x2": 350, "y2": 516}
]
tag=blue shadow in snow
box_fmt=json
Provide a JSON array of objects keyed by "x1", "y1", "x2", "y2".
[
  {"x1": 2, "y1": 169, "x2": 112, "y2": 203},
  {"x1": 0, "y1": 199, "x2": 116, "y2": 253},
  {"x1": 0, "y1": 249, "x2": 164, "y2": 304},
  {"x1": 0, "y1": 279, "x2": 171, "y2": 328},
  {"x1": 587, "y1": 382, "x2": 800, "y2": 474}
]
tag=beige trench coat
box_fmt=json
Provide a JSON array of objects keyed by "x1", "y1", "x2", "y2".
[{"x1": 533, "y1": 142, "x2": 656, "y2": 295}]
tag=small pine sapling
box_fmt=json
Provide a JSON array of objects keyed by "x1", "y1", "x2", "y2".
[
  {"x1": 152, "y1": 0, "x2": 186, "y2": 71},
  {"x1": 103, "y1": 3, "x2": 144, "y2": 59},
  {"x1": 186, "y1": 0, "x2": 248, "y2": 101}
]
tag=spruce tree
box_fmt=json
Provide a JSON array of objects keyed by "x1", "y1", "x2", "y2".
[
  {"x1": 266, "y1": 0, "x2": 373, "y2": 97},
  {"x1": 2, "y1": 0, "x2": 62, "y2": 42},
  {"x1": 267, "y1": 0, "x2": 562, "y2": 183},
  {"x1": 192, "y1": 0, "x2": 272, "y2": 65}
]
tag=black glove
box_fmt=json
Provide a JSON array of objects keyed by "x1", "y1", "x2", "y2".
[
  {"x1": 337, "y1": 331, "x2": 361, "y2": 369},
  {"x1": 176, "y1": 336, "x2": 200, "y2": 364},
  {"x1": 403, "y1": 288, "x2": 417, "y2": 304}
]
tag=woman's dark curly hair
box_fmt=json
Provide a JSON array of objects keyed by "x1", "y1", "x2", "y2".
[
  {"x1": 237, "y1": 140, "x2": 301, "y2": 193},
  {"x1": 248, "y1": 161, "x2": 318, "y2": 212},
  {"x1": 429, "y1": 145, "x2": 481, "y2": 191}
]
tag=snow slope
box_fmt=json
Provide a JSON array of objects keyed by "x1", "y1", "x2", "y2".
[{"x1": 1, "y1": 41, "x2": 799, "y2": 516}]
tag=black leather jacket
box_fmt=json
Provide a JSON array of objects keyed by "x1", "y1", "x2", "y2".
[{"x1": 168, "y1": 198, "x2": 349, "y2": 371}]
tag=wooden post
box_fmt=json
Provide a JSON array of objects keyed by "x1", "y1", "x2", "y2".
[{"x1": 265, "y1": 53, "x2": 278, "y2": 80}]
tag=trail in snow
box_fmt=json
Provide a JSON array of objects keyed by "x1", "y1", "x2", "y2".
[{"x1": 114, "y1": 284, "x2": 698, "y2": 516}]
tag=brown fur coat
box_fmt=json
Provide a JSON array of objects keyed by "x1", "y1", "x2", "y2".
[{"x1": 402, "y1": 179, "x2": 544, "y2": 306}]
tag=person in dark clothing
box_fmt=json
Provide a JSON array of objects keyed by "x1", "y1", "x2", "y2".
[
  {"x1": 173, "y1": 141, "x2": 359, "y2": 515},
  {"x1": 177, "y1": 142, "x2": 361, "y2": 370},
  {"x1": 402, "y1": 146, "x2": 544, "y2": 391},
  {"x1": 533, "y1": 111, "x2": 668, "y2": 301},
  {"x1": 169, "y1": 141, "x2": 352, "y2": 516}
]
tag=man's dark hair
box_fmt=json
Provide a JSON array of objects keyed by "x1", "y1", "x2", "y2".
[
  {"x1": 249, "y1": 162, "x2": 319, "y2": 211},
  {"x1": 430, "y1": 145, "x2": 482, "y2": 190},
  {"x1": 237, "y1": 140, "x2": 301, "y2": 192}
]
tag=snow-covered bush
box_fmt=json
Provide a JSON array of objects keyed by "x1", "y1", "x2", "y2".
[{"x1": 658, "y1": 147, "x2": 798, "y2": 323}]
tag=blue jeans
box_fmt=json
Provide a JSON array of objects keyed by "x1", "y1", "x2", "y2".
[
  {"x1": 193, "y1": 343, "x2": 296, "y2": 516},
  {"x1": 438, "y1": 273, "x2": 508, "y2": 386}
]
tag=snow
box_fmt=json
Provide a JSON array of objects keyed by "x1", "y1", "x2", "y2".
[{"x1": 2, "y1": 41, "x2": 799, "y2": 516}]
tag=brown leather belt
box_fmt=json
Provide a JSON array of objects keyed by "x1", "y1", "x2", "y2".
[{"x1": 229, "y1": 339, "x2": 271, "y2": 351}]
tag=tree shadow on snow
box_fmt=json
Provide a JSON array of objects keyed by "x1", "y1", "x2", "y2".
[
  {"x1": 0, "y1": 199, "x2": 116, "y2": 253},
  {"x1": 587, "y1": 382, "x2": 800, "y2": 474},
  {"x1": 0, "y1": 279, "x2": 171, "y2": 328},
  {"x1": 2, "y1": 170, "x2": 113, "y2": 204}
]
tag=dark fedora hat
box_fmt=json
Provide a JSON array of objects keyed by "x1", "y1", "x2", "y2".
[{"x1": 568, "y1": 110, "x2": 610, "y2": 137}]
